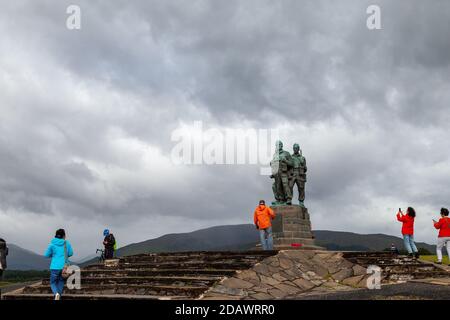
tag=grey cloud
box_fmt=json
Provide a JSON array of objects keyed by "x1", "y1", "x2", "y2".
[{"x1": 1, "y1": 0, "x2": 450, "y2": 256}]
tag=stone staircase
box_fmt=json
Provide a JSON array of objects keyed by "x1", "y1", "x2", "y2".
[
  {"x1": 342, "y1": 252, "x2": 449, "y2": 283},
  {"x1": 2, "y1": 251, "x2": 277, "y2": 300}
]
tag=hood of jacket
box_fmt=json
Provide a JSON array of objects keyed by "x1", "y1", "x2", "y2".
[{"x1": 50, "y1": 237, "x2": 66, "y2": 247}]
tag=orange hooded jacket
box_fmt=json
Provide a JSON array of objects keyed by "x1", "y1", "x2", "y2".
[{"x1": 254, "y1": 205, "x2": 276, "y2": 230}]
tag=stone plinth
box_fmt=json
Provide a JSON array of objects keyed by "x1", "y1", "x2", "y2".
[{"x1": 271, "y1": 205, "x2": 323, "y2": 250}]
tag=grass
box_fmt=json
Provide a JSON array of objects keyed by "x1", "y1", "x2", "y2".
[
  {"x1": 1, "y1": 270, "x2": 49, "y2": 285},
  {"x1": 420, "y1": 255, "x2": 449, "y2": 264}
]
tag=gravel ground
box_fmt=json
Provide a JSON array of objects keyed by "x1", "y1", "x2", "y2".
[{"x1": 296, "y1": 282, "x2": 450, "y2": 300}]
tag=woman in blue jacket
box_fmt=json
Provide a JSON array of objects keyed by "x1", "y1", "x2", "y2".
[{"x1": 44, "y1": 229, "x2": 73, "y2": 300}]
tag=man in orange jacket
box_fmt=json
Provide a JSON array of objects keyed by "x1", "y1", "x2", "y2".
[{"x1": 254, "y1": 200, "x2": 276, "y2": 250}]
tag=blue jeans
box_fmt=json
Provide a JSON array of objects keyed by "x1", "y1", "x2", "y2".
[
  {"x1": 403, "y1": 235, "x2": 418, "y2": 254},
  {"x1": 259, "y1": 227, "x2": 273, "y2": 250},
  {"x1": 50, "y1": 270, "x2": 65, "y2": 295}
]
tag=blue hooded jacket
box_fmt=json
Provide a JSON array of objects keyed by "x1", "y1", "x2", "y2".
[{"x1": 44, "y1": 238, "x2": 73, "y2": 270}]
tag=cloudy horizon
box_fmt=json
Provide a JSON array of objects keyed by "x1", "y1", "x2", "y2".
[{"x1": 1, "y1": 0, "x2": 450, "y2": 259}]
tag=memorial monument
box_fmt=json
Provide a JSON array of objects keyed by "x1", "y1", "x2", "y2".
[{"x1": 269, "y1": 141, "x2": 322, "y2": 250}]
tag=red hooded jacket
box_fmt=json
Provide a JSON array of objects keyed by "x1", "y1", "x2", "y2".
[
  {"x1": 397, "y1": 212, "x2": 414, "y2": 235},
  {"x1": 434, "y1": 217, "x2": 450, "y2": 238}
]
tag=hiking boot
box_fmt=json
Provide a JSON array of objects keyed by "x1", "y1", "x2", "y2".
[
  {"x1": 414, "y1": 253, "x2": 420, "y2": 259},
  {"x1": 436, "y1": 261, "x2": 442, "y2": 265}
]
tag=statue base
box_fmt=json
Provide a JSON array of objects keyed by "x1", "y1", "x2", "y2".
[{"x1": 271, "y1": 205, "x2": 324, "y2": 250}]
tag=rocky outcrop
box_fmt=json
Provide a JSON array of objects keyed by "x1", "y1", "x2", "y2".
[{"x1": 201, "y1": 250, "x2": 370, "y2": 300}]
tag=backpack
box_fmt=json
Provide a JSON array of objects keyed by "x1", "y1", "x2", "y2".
[
  {"x1": 113, "y1": 237, "x2": 118, "y2": 251},
  {"x1": 61, "y1": 241, "x2": 72, "y2": 279}
]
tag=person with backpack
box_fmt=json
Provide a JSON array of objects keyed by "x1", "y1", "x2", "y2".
[
  {"x1": 0, "y1": 238, "x2": 8, "y2": 279},
  {"x1": 396, "y1": 207, "x2": 419, "y2": 258},
  {"x1": 103, "y1": 229, "x2": 116, "y2": 259},
  {"x1": 433, "y1": 207, "x2": 450, "y2": 265},
  {"x1": 390, "y1": 243, "x2": 400, "y2": 255},
  {"x1": 254, "y1": 200, "x2": 276, "y2": 250},
  {"x1": 44, "y1": 229, "x2": 74, "y2": 300}
]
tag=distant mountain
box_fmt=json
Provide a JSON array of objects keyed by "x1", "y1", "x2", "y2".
[
  {"x1": 76, "y1": 253, "x2": 98, "y2": 264},
  {"x1": 8, "y1": 225, "x2": 437, "y2": 269},
  {"x1": 116, "y1": 224, "x2": 259, "y2": 257},
  {"x1": 5, "y1": 244, "x2": 49, "y2": 271},
  {"x1": 313, "y1": 230, "x2": 436, "y2": 253}
]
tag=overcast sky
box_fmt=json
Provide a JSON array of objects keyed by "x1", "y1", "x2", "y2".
[{"x1": 1, "y1": 0, "x2": 450, "y2": 259}]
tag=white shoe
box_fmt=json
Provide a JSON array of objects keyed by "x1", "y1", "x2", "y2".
[{"x1": 55, "y1": 293, "x2": 61, "y2": 300}]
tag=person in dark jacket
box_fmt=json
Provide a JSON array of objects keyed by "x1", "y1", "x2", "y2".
[
  {"x1": 44, "y1": 229, "x2": 73, "y2": 300},
  {"x1": 390, "y1": 243, "x2": 400, "y2": 255},
  {"x1": 0, "y1": 238, "x2": 8, "y2": 279},
  {"x1": 103, "y1": 229, "x2": 116, "y2": 260}
]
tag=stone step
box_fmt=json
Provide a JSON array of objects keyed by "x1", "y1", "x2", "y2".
[
  {"x1": 115, "y1": 251, "x2": 277, "y2": 264},
  {"x1": 385, "y1": 270, "x2": 450, "y2": 277},
  {"x1": 84, "y1": 261, "x2": 255, "y2": 271},
  {"x1": 350, "y1": 259, "x2": 419, "y2": 264},
  {"x1": 2, "y1": 293, "x2": 185, "y2": 300},
  {"x1": 81, "y1": 268, "x2": 238, "y2": 278},
  {"x1": 1, "y1": 250, "x2": 279, "y2": 300},
  {"x1": 273, "y1": 238, "x2": 316, "y2": 246},
  {"x1": 120, "y1": 251, "x2": 276, "y2": 262},
  {"x1": 120, "y1": 256, "x2": 267, "y2": 264},
  {"x1": 42, "y1": 275, "x2": 221, "y2": 286},
  {"x1": 23, "y1": 283, "x2": 208, "y2": 297},
  {"x1": 346, "y1": 258, "x2": 442, "y2": 269},
  {"x1": 345, "y1": 257, "x2": 420, "y2": 265},
  {"x1": 273, "y1": 231, "x2": 313, "y2": 238},
  {"x1": 375, "y1": 263, "x2": 429, "y2": 267},
  {"x1": 342, "y1": 252, "x2": 401, "y2": 258},
  {"x1": 341, "y1": 251, "x2": 449, "y2": 282},
  {"x1": 124, "y1": 251, "x2": 277, "y2": 259},
  {"x1": 383, "y1": 266, "x2": 437, "y2": 273}
]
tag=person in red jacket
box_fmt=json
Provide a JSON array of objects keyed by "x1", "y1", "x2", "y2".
[
  {"x1": 254, "y1": 200, "x2": 276, "y2": 250},
  {"x1": 397, "y1": 207, "x2": 419, "y2": 258},
  {"x1": 433, "y1": 207, "x2": 450, "y2": 264}
]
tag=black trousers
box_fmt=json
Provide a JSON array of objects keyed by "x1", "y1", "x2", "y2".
[{"x1": 105, "y1": 247, "x2": 114, "y2": 259}]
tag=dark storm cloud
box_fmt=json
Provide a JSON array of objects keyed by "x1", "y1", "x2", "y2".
[{"x1": 1, "y1": 0, "x2": 450, "y2": 255}]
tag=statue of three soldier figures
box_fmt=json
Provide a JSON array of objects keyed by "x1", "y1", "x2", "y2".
[{"x1": 270, "y1": 141, "x2": 307, "y2": 207}]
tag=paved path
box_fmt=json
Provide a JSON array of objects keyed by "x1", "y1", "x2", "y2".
[{"x1": 297, "y1": 282, "x2": 450, "y2": 300}]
